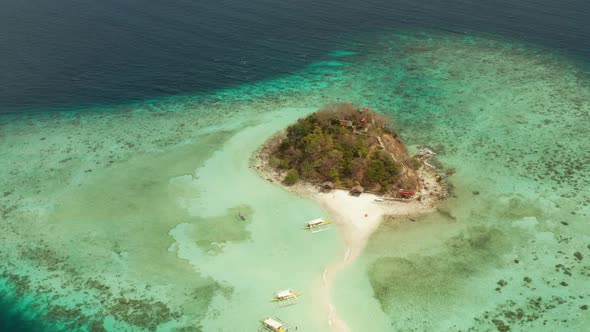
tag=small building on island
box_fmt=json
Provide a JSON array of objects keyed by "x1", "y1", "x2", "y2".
[
  {"x1": 320, "y1": 181, "x2": 335, "y2": 192},
  {"x1": 350, "y1": 185, "x2": 364, "y2": 196}
]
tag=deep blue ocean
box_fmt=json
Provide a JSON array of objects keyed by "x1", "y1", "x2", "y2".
[
  {"x1": 1, "y1": 0, "x2": 589, "y2": 330},
  {"x1": 1, "y1": 0, "x2": 589, "y2": 115}
]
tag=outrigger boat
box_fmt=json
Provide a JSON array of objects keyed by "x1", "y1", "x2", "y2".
[
  {"x1": 272, "y1": 289, "x2": 302, "y2": 306},
  {"x1": 259, "y1": 317, "x2": 288, "y2": 332},
  {"x1": 305, "y1": 218, "x2": 332, "y2": 233}
]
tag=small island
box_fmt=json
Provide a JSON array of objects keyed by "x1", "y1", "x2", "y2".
[
  {"x1": 254, "y1": 102, "x2": 449, "y2": 234},
  {"x1": 254, "y1": 102, "x2": 449, "y2": 243},
  {"x1": 257, "y1": 102, "x2": 443, "y2": 198}
]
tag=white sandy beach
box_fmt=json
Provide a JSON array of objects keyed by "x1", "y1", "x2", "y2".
[
  {"x1": 311, "y1": 168, "x2": 443, "y2": 331},
  {"x1": 313, "y1": 173, "x2": 442, "y2": 260}
]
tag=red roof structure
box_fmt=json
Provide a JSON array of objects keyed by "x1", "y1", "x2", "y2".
[
  {"x1": 398, "y1": 190, "x2": 415, "y2": 198},
  {"x1": 340, "y1": 119, "x2": 353, "y2": 127}
]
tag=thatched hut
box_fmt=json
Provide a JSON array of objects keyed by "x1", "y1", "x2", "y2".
[
  {"x1": 350, "y1": 185, "x2": 364, "y2": 196},
  {"x1": 320, "y1": 181, "x2": 335, "y2": 192}
]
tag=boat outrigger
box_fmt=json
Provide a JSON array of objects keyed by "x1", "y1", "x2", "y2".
[
  {"x1": 305, "y1": 218, "x2": 332, "y2": 233},
  {"x1": 259, "y1": 317, "x2": 288, "y2": 332},
  {"x1": 272, "y1": 289, "x2": 302, "y2": 306}
]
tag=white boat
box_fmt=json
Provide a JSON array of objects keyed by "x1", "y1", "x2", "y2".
[
  {"x1": 304, "y1": 218, "x2": 333, "y2": 233},
  {"x1": 274, "y1": 289, "x2": 301, "y2": 301},
  {"x1": 272, "y1": 289, "x2": 302, "y2": 306},
  {"x1": 259, "y1": 317, "x2": 287, "y2": 332},
  {"x1": 305, "y1": 218, "x2": 332, "y2": 228}
]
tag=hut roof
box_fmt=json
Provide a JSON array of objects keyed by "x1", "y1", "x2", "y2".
[
  {"x1": 321, "y1": 181, "x2": 334, "y2": 189},
  {"x1": 350, "y1": 185, "x2": 364, "y2": 193}
]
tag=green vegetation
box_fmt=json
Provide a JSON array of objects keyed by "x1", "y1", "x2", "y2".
[
  {"x1": 270, "y1": 103, "x2": 406, "y2": 193},
  {"x1": 283, "y1": 169, "x2": 300, "y2": 185}
]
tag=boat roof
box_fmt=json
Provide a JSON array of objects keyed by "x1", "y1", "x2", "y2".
[
  {"x1": 264, "y1": 318, "x2": 283, "y2": 329},
  {"x1": 307, "y1": 218, "x2": 325, "y2": 226},
  {"x1": 277, "y1": 289, "x2": 293, "y2": 298}
]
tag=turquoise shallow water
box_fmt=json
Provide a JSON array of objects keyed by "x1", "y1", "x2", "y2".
[
  {"x1": 332, "y1": 34, "x2": 590, "y2": 331},
  {"x1": 1, "y1": 32, "x2": 589, "y2": 331}
]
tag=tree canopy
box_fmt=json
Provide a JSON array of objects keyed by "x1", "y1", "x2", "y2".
[{"x1": 269, "y1": 103, "x2": 404, "y2": 193}]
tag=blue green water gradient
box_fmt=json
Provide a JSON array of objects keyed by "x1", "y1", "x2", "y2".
[{"x1": 1, "y1": 32, "x2": 589, "y2": 331}]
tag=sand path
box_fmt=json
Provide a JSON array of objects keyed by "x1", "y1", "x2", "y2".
[{"x1": 312, "y1": 190, "x2": 431, "y2": 332}]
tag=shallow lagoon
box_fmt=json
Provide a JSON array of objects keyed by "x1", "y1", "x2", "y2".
[{"x1": 1, "y1": 32, "x2": 589, "y2": 331}]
